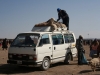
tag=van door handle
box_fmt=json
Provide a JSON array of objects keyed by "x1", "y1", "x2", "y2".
[{"x1": 54, "y1": 47, "x2": 56, "y2": 50}]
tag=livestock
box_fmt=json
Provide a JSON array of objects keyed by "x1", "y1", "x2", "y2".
[
  {"x1": 88, "y1": 54, "x2": 100, "y2": 72},
  {"x1": 34, "y1": 18, "x2": 67, "y2": 31}
]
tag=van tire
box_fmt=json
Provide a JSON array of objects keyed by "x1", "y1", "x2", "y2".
[
  {"x1": 64, "y1": 53, "x2": 72, "y2": 64},
  {"x1": 40, "y1": 57, "x2": 50, "y2": 71}
]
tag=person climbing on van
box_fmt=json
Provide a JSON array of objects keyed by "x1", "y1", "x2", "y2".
[{"x1": 57, "y1": 8, "x2": 69, "y2": 30}]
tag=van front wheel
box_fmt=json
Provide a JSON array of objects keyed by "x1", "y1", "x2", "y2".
[{"x1": 40, "y1": 57, "x2": 50, "y2": 71}]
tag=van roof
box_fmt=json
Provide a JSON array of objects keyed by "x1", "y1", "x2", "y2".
[{"x1": 20, "y1": 31, "x2": 74, "y2": 35}]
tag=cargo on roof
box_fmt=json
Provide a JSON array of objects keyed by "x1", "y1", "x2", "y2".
[{"x1": 32, "y1": 18, "x2": 67, "y2": 32}]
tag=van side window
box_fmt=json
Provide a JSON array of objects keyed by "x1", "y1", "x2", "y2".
[
  {"x1": 64, "y1": 34, "x2": 75, "y2": 43},
  {"x1": 39, "y1": 34, "x2": 50, "y2": 46},
  {"x1": 52, "y1": 34, "x2": 64, "y2": 45},
  {"x1": 64, "y1": 34, "x2": 69, "y2": 43}
]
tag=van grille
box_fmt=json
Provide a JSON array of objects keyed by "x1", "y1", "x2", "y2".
[{"x1": 9, "y1": 54, "x2": 29, "y2": 60}]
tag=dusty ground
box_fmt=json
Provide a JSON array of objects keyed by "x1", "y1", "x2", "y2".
[{"x1": 0, "y1": 45, "x2": 100, "y2": 75}]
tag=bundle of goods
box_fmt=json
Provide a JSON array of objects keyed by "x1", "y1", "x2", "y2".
[{"x1": 34, "y1": 18, "x2": 67, "y2": 31}]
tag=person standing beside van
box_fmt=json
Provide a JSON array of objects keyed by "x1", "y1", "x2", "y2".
[
  {"x1": 2, "y1": 38, "x2": 8, "y2": 50},
  {"x1": 77, "y1": 35, "x2": 88, "y2": 65},
  {"x1": 89, "y1": 39, "x2": 99, "y2": 58}
]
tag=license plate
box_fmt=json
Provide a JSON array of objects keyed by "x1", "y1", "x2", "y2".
[{"x1": 17, "y1": 61, "x2": 22, "y2": 64}]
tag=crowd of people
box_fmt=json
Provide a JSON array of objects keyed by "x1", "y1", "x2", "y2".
[
  {"x1": 0, "y1": 38, "x2": 13, "y2": 50},
  {"x1": 76, "y1": 35, "x2": 100, "y2": 65}
]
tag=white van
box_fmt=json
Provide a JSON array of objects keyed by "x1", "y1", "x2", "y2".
[{"x1": 7, "y1": 27, "x2": 77, "y2": 70}]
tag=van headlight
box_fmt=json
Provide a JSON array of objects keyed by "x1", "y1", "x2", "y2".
[
  {"x1": 29, "y1": 56, "x2": 33, "y2": 59},
  {"x1": 29, "y1": 55, "x2": 37, "y2": 60}
]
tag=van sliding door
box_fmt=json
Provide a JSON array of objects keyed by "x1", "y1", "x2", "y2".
[{"x1": 51, "y1": 34, "x2": 65, "y2": 62}]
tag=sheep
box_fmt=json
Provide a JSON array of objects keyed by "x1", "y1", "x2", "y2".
[{"x1": 88, "y1": 54, "x2": 100, "y2": 72}]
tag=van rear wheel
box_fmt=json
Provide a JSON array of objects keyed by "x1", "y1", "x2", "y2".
[
  {"x1": 64, "y1": 53, "x2": 72, "y2": 64},
  {"x1": 40, "y1": 57, "x2": 50, "y2": 71}
]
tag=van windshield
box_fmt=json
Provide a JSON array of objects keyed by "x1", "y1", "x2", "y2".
[{"x1": 11, "y1": 33, "x2": 40, "y2": 47}]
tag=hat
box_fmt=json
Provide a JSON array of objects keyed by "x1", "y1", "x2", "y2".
[{"x1": 57, "y1": 8, "x2": 61, "y2": 12}]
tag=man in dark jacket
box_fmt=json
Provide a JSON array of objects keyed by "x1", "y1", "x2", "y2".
[
  {"x1": 57, "y1": 8, "x2": 69, "y2": 30},
  {"x1": 77, "y1": 35, "x2": 84, "y2": 65}
]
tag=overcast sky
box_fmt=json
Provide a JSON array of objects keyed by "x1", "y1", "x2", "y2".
[{"x1": 0, "y1": 0, "x2": 100, "y2": 39}]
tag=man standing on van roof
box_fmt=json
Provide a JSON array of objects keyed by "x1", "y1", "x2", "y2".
[{"x1": 57, "y1": 8, "x2": 69, "y2": 30}]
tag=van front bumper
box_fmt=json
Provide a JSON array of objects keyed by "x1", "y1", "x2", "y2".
[{"x1": 7, "y1": 60, "x2": 42, "y2": 66}]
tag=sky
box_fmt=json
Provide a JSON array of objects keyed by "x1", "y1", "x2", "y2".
[{"x1": 0, "y1": 0, "x2": 100, "y2": 39}]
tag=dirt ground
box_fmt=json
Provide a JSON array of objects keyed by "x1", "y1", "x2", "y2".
[{"x1": 0, "y1": 45, "x2": 100, "y2": 75}]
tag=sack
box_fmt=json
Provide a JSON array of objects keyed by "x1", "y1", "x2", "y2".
[{"x1": 82, "y1": 53, "x2": 88, "y2": 64}]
